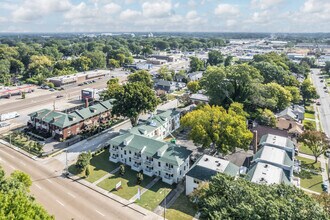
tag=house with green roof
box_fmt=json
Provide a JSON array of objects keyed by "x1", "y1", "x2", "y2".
[
  {"x1": 185, "y1": 155, "x2": 239, "y2": 195},
  {"x1": 107, "y1": 132, "x2": 192, "y2": 185},
  {"x1": 128, "y1": 109, "x2": 181, "y2": 140},
  {"x1": 28, "y1": 100, "x2": 113, "y2": 140}
]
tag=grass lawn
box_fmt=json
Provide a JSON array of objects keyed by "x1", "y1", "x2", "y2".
[
  {"x1": 68, "y1": 150, "x2": 119, "y2": 183},
  {"x1": 165, "y1": 193, "x2": 197, "y2": 220},
  {"x1": 305, "y1": 105, "x2": 315, "y2": 114},
  {"x1": 303, "y1": 120, "x2": 316, "y2": 128},
  {"x1": 296, "y1": 156, "x2": 323, "y2": 193},
  {"x1": 97, "y1": 166, "x2": 153, "y2": 200},
  {"x1": 304, "y1": 112, "x2": 316, "y2": 120},
  {"x1": 135, "y1": 180, "x2": 173, "y2": 211},
  {"x1": 298, "y1": 144, "x2": 314, "y2": 156}
]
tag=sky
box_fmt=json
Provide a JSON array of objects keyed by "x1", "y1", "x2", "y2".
[{"x1": 0, "y1": 0, "x2": 329, "y2": 33}]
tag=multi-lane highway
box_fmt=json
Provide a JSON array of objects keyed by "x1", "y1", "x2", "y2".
[
  {"x1": 0, "y1": 144, "x2": 160, "y2": 220},
  {"x1": 311, "y1": 69, "x2": 330, "y2": 137}
]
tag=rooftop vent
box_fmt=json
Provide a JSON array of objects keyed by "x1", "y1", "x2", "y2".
[
  {"x1": 264, "y1": 164, "x2": 268, "y2": 168},
  {"x1": 217, "y1": 163, "x2": 221, "y2": 167},
  {"x1": 204, "y1": 158, "x2": 209, "y2": 161}
]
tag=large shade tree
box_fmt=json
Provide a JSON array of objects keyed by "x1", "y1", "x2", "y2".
[
  {"x1": 181, "y1": 103, "x2": 253, "y2": 154},
  {"x1": 192, "y1": 173, "x2": 329, "y2": 220}
]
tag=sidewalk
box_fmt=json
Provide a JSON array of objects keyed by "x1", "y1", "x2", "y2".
[
  {"x1": 93, "y1": 167, "x2": 120, "y2": 185},
  {"x1": 129, "y1": 177, "x2": 161, "y2": 203}
]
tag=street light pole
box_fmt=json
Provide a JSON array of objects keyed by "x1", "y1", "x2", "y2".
[
  {"x1": 163, "y1": 189, "x2": 166, "y2": 220},
  {"x1": 65, "y1": 149, "x2": 68, "y2": 175}
]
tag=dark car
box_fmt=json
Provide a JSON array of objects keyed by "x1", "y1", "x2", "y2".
[
  {"x1": 56, "y1": 95, "x2": 64, "y2": 98},
  {"x1": 78, "y1": 83, "x2": 84, "y2": 86}
]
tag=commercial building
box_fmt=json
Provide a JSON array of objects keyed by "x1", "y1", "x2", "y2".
[
  {"x1": 47, "y1": 70, "x2": 108, "y2": 87},
  {"x1": 185, "y1": 155, "x2": 239, "y2": 195},
  {"x1": 27, "y1": 100, "x2": 113, "y2": 140}
]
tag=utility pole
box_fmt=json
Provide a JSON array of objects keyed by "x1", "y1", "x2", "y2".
[
  {"x1": 163, "y1": 189, "x2": 166, "y2": 220},
  {"x1": 65, "y1": 149, "x2": 68, "y2": 176}
]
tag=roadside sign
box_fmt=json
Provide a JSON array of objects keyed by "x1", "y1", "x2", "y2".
[
  {"x1": 137, "y1": 187, "x2": 141, "y2": 200},
  {"x1": 116, "y1": 181, "x2": 122, "y2": 190}
]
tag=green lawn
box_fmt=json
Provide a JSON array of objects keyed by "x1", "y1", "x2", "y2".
[
  {"x1": 303, "y1": 120, "x2": 316, "y2": 128},
  {"x1": 304, "y1": 112, "x2": 315, "y2": 120},
  {"x1": 135, "y1": 180, "x2": 173, "y2": 211},
  {"x1": 296, "y1": 156, "x2": 323, "y2": 193},
  {"x1": 305, "y1": 105, "x2": 315, "y2": 114},
  {"x1": 165, "y1": 193, "x2": 197, "y2": 220},
  {"x1": 97, "y1": 167, "x2": 153, "y2": 200},
  {"x1": 298, "y1": 144, "x2": 314, "y2": 156},
  {"x1": 68, "y1": 150, "x2": 118, "y2": 183}
]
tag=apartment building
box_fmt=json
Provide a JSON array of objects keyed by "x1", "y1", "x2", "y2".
[
  {"x1": 107, "y1": 132, "x2": 192, "y2": 185},
  {"x1": 27, "y1": 100, "x2": 113, "y2": 140}
]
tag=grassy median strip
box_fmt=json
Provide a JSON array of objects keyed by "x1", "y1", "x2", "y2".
[
  {"x1": 97, "y1": 167, "x2": 153, "y2": 200},
  {"x1": 165, "y1": 193, "x2": 197, "y2": 220},
  {"x1": 304, "y1": 112, "x2": 316, "y2": 120},
  {"x1": 135, "y1": 181, "x2": 173, "y2": 211}
]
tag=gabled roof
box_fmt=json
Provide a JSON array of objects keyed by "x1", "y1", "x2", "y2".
[
  {"x1": 276, "y1": 107, "x2": 297, "y2": 120},
  {"x1": 253, "y1": 145, "x2": 293, "y2": 168},
  {"x1": 107, "y1": 132, "x2": 192, "y2": 166},
  {"x1": 259, "y1": 134, "x2": 295, "y2": 150}
]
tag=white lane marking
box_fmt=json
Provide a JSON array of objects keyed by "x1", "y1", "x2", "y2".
[
  {"x1": 20, "y1": 161, "x2": 26, "y2": 166},
  {"x1": 56, "y1": 200, "x2": 65, "y2": 206},
  {"x1": 67, "y1": 192, "x2": 76, "y2": 198},
  {"x1": 0, "y1": 149, "x2": 15, "y2": 159},
  {"x1": 46, "y1": 179, "x2": 53, "y2": 184},
  {"x1": 9, "y1": 165, "x2": 16, "y2": 170},
  {"x1": 35, "y1": 184, "x2": 42, "y2": 189},
  {"x1": 95, "y1": 210, "x2": 105, "y2": 217}
]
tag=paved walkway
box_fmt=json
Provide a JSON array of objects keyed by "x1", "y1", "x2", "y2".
[
  {"x1": 301, "y1": 187, "x2": 321, "y2": 195},
  {"x1": 129, "y1": 177, "x2": 161, "y2": 203},
  {"x1": 92, "y1": 167, "x2": 120, "y2": 185}
]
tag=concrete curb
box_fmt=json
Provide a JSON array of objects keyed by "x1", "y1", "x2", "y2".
[{"x1": 0, "y1": 139, "x2": 38, "y2": 161}]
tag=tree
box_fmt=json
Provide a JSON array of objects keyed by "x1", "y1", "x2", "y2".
[
  {"x1": 28, "y1": 55, "x2": 53, "y2": 78},
  {"x1": 207, "y1": 50, "x2": 224, "y2": 66},
  {"x1": 301, "y1": 79, "x2": 319, "y2": 104},
  {"x1": 200, "y1": 66, "x2": 227, "y2": 105},
  {"x1": 112, "y1": 82, "x2": 159, "y2": 126},
  {"x1": 119, "y1": 164, "x2": 125, "y2": 176},
  {"x1": 154, "y1": 40, "x2": 169, "y2": 50},
  {"x1": 324, "y1": 61, "x2": 330, "y2": 74},
  {"x1": 0, "y1": 166, "x2": 53, "y2": 219},
  {"x1": 108, "y1": 58, "x2": 120, "y2": 69},
  {"x1": 189, "y1": 57, "x2": 204, "y2": 72},
  {"x1": 157, "y1": 66, "x2": 173, "y2": 81},
  {"x1": 258, "y1": 83, "x2": 292, "y2": 111},
  {"x1": 84, "y1": 51, "x2": 106, "y2": 69},
  {"x1": 313, "y1": 193, "x2": 330, "y2": 216},
  {"x1": 181, "y1": 103, "x2": 253, "y2": 154},
  {"x1": 127, "y1": 70, "x2": 153, "y2": 88},
  {"x1": 299, "y1": 131, "x2": 330, "y2": 163},
  {"x1": 85, "y1": 165, "x2": 90, "y2": 177},
  {"x1": 192, "y1": 173, "x2": 328, "y2": 220},
  {"x1": 136, "y1": 172, "x2": 144, "y2": 185},
  {"x1": 102, "y1": 78, "x2": 123, "y2": 100},
  {"x1": 72, "y1": 56, "x2": 92, "y2": 72},
  {"x1": 255, "y1": 108, "x2": 276, "y2": 127},
  {"x1": 75, "y1": 152, "x2": 92, "y2": 172},
  {"x1": 285, "y1": 86, "x2": 302, "y2": 104},
  {"x1": 10, "y1": 170, "x2": 32, "y2": 189},
  {"x1": 224, "y1": 55, "x2": 233, "y2": 67},
  {"x1": 187, "y1": 81, "x2": 200, "y2": 93}
]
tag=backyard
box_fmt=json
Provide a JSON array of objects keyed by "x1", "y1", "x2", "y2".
[
  {"x1": 296, "y1": 156, "x2": 323, "y2": 193},
  {"x1": 165, "y1": 193, "x2": 197, "y2": 220},
  {"x1": 97, "y1": 166, "x2": 153, "y2": 200}
]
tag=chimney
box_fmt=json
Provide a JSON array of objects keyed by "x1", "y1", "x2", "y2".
[
  {"x1": 253, "y1": 130, "x2": 258, "y2": 154},
  {"x1": 85, "y1": 98, "x2": 89, "y2": 108}
]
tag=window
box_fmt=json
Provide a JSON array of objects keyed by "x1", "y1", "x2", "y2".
[
  {"x1": 184, "y1": 166, "x2": 186, "y2": 171},
  {"x1": 194, "y1": 179, "x2": 200, "y2": 184},
  {"x1": 129, "y1": 157, "x2": 131, "y2": 162},
  {"x1": 121, "y1": 154, "x2": 123, "y2": 158},
  {"x1": 129, "y1": 151, "x2": 131, "y2": 154},
  {"x1": 124, "y1": 150, "x2": 126, "y2": 155},
  {"x1": 158, "y1": 162, "x2": 161, "y2": 167},
  {"x1": 180, "y1": 170, "x2": 182, "y2": 175}
]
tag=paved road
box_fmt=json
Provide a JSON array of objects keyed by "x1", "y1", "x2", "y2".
[
  {"x1": 0, "y1": 144, "x2": 159, "y2": 220},
  {"x1": 310, "y1": 69, "x2": 330, "y2": 137}
]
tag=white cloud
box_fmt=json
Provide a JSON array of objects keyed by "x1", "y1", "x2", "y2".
[
  {"x1": 251, "y1": 0, "x2": 283, "y2": 10},
  {"x1": 104, "y1": 3, "x2": 121, "y2": 14},
  {"x1": 64, "y1": 2, "x2": 96, "y2": 20},
  {"x1": 226, "y1": 19, "x2": 237, "y2": 27},
  {"x1": 12, "y1": 0, "x2": 72, "y2": 22},
  {"x1": 142, "y1": 1, "x2": 172, "y2": 18},
  {"x1": 119, "y1": 9, "x2": 141, "y2": 20},
  {"x1": 214, "y1": 4, "x2": 239, "y2": 16}
]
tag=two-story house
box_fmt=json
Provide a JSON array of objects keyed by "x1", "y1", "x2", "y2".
[{"x1": 107, "y1": 132, "x2": 192, "y2": 185}]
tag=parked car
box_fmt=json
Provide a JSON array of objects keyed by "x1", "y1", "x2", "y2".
[
  {"x1": 320, "y1": 80, "x2": 324, "y2": 82},
  {"x1": 322, "y1": 182, "x2": 329, "y2": 192},
  {"x1": 78, "y1": 83, "x2": 84, "y2": 86},
  {"x1": 316, "y1": 101, "x2": 321, "y2": 105},
  {"x1": 49, "y1": 88, "x2": 55, "y2": 92},
  {"x1": 0, "y1": 122, "x2": 10, "y2": 128},
  {"x1": 56, "y1": 95, "x2": 64, "y2": 98}
]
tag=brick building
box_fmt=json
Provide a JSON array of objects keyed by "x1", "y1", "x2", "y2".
[{"x1": 27, "y1": 100, "x2": 113, "y2": 140}]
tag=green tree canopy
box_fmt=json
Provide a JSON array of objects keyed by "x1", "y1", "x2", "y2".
[
  {"x1": 301, "y1": 79, "x2": 319, "y2": 103},
  {"x1": 299, "y1": 131, "x2": 330, "y2": 163},
  {"x1": 112, "y1": 82, "x2": 159, "y2": 126},
  {"x1": 187, "y1": 81, "x2": 200, "y2": 93},
  {"x1": 189, "y1": 56, "x2": 205, "y2": 72},
  {"x1": 181, "y1": 103, "x2": 253, "y2": 154},
  {"x1": 192, "y1": 173, "x2": 328, "y2": 220},
  {"x1": 207, "y1": 50, "x2": 224, "y2": 66},
  {"x1": 127, "y1": 70, "x2": 153, "y2": 88}
]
